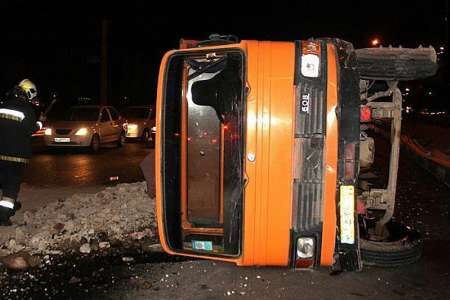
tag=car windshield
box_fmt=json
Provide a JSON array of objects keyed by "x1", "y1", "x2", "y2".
[
  {"x1": 122, "y1": 107, "x2": 149, "y2": 119},
  {"x1": 68, "y1": 107, "x2": 100, "y2": 121}
]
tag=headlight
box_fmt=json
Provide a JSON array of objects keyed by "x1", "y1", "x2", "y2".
[
  {"x1": 44, "y1": 128, "x2": 52, "y2": 136},
  {"x1": 75, "y1": 128, "x2": 88, "y2": 136},
  {"x1": 127, "y1": 124, "x2": 138, "y2": 135},
  {"x1": 127, "y1": 124, "x2": 138, "y2": 131},
  {"x1": 296, "y1": 237, "x2": 314, "y2": 259},
  {"x1": 151, "y1": 126, "x2": 156, "y2": 133},
  {"x1": 301, "y1": 54, "x2": 320, "y2": 78}
]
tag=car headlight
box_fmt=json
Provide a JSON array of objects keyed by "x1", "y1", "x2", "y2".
[
  {"x1": 75, "y1": 128, "x2": 88, "y2": 136},
  {"x1": 127, "y1": 124, "x2": 138, "y2": 131},
  {"x1": 151, "y1": 126, "x2": 156, "y2": 133},
  {"x1": 296, "y1": 237, "x2": 314, "y2": 259},
  {"x1": 44, "y1": 128, "x2": 52, "y2": 136}
]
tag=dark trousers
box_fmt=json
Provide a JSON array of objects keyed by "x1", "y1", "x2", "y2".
[{"x1": 0, "y1": 160, "x2": 25, "y2": 201}]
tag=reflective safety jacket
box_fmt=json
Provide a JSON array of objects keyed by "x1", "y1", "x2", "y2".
[{"x1": 0, "y1": 97, "x2": 40, "y2": 163}]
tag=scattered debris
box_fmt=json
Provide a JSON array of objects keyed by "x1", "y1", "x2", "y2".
[
  {"x1": 69, "y1": 276, "x2": 81, "y2": 284},
  {"x1": 79, "y1": 243, "x2": 91, "y2": 254},
  {"x1": 99, "y1": 242, "x2": 111, "y2": 249},
  {"x1": 122, "y1": 257, "x2": 135, "y2": 263},
  {"x1": 0, "y1": 252, "x2": 41, "y2": 270},
  {"x1": 0, "y1": 182, "x2": 157, "y2": 257}
]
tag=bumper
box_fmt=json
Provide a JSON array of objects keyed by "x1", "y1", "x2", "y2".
[
  {"x1": 290, "y1": 39, "x2": 361, "y2": 270},
  {"x1": 126, "y1": 133, "x2": 140, "y2": 138}
]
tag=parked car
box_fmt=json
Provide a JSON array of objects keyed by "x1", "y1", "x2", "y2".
[
  {"x1": 122, "y1": 105, "x2": 155, "y2": 147},
  {"x1": 44, "y1": 105, "x2": 126, "y2": 152}
]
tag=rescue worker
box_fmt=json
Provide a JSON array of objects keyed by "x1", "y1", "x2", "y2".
[{"x1": 0, "y1": 79, "x2": 43, "y2": 226}]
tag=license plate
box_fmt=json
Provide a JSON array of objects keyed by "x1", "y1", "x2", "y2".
[
  {"x1": 340, "y1": 185, "x2": 355, "y2": 244},
  {"x1": 54, "y1": 137, "x2": 71, "y2": 143}
]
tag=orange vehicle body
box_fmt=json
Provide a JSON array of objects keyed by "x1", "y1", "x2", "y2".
[{"x1": 155, "y1": 38, "x2": 360, "y2": 270}]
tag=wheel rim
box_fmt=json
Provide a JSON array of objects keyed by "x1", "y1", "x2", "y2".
[{"x1": 92, "y1": 136, "x2": 100, "y2": 150}]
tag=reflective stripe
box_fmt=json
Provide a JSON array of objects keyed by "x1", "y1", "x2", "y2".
[
  {"x1": 0, "y1": 113, "x2": 22, "y2": 122},
  {"x1": 0, "y1": 109, "x2": 25, "y2": 121},
  {"x1": 0, "y1": 200, "x2": 14, "y2": 209},
  {"x1": 0, "y1": 155, "x2": 29, "y2": 163}
]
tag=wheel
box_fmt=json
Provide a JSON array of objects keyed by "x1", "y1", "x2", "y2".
[
  {"x1": 355, "y1": 47, "x2": 438, "y2": 81},
  {"x1": 117, "y1": 131, "x2": 125, "y2": 148},
  {"x1": 151, "y1": 132, "x2": 155, "y2": 148},
  {"x1": 90, "y1": 134, "x2": 100, "y2": 153},
  {"x1": 142, "y1": 129, "x2": 155, "y2": 148},
  {"x1": 360, "y1": 221, "x2": 423, "y2": 268}
]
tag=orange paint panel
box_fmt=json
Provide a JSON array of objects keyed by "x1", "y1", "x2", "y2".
[
  {"x1": 241, "y1": 41, "x2": 295, "y2": 266},
  {"x1": 155, "y1": 50, "x2": 176, "y2": 256},
  {"x1": 320, "y1": 43, "x2": 339, "y2": 266}
]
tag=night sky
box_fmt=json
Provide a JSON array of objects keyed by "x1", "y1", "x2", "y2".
[{"x1": 0, "y1": 1, "x2": 447, "y2": 109}]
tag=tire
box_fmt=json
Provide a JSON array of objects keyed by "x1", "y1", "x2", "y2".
[
  {"x1": 360, "y1": 221, "x2": 423, "y2": 268},
  {"x1": 355, "y1": 47, "x2": 438, "y2": 81},
  {"x1": 90, "y1": 134, "x2": 100, "y2": 153},
  {"x1": 142, "y1": 129, "x2": 154, "y2": 148},
  {"x1": 117, "y1": 131, "x2": 125, "y2": 148},
  {"x1": 151, "y1": 132, "x2": 155, "y2": 148}
]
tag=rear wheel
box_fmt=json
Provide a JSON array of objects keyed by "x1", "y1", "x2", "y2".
[
  {"x1": 117, "y1": 131, "x2": 125, "y2": 148},
  {"x1": 142, "y1": 129, "x2": 150, "y2": 148},
  {"x1": 90, "y1": 134, "x2": 100, "y2": 153},
  {"x1": 142, "y1": 129, "x2": 154, "y2": 148},
  {"x1": 356, "y1": 47, "x2": 438, "y2": 81},
  {"x1": 360, "y1": 221, "x2": 423, "y2": 268}
]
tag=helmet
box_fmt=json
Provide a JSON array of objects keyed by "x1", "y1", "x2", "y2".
[{"x1": 18, "y1": 79, "x2": 37, "y2": 100}]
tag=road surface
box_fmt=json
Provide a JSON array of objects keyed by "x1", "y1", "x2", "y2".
[
  {"x1": 1, "y1": 135, "x2": 448, "y2": 299},
  {"x1": 27, "y1": 141, "x2": 151, "y2": 187}
]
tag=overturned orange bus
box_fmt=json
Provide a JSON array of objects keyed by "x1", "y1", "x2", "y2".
[{"x1": 154, "y1": 35, "x2": 437, "y2": 271}]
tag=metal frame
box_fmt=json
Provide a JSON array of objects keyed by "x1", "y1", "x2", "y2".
[{"x1": 361, "y1": 81, "x2": 402, "y2": 236}]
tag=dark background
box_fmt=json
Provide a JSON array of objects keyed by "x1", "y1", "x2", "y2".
[{"x1": 0, "y1": 1, "x2": 448, "y2": 110}]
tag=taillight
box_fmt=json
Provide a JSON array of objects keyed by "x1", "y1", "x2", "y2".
[
  {"x1": 360, "y1": 105, "x2": 372, "y2": 122},
  {"x1": 300, "y1": 41, "x2": 321, "y2": 78}
]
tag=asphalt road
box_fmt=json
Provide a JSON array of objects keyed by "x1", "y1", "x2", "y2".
[
  {"x1": 98, "y1": 135, "x2": 450, "y2": 299},
  {"x1": 26, "y1": 141, "x2": 152, "y2": 187},
  {"x1": 2, "y1": 133, "x2": 448, "y2": 299}
]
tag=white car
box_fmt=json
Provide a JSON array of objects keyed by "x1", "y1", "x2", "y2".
[
  {"x1": 44, "y1": 105, "x2": 126, "y2": 152},
  {"x1": 122, "y1": 106, "x2": 155, "y2": 147}
]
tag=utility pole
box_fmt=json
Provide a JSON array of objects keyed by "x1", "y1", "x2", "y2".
[{"x1": 100, "y1": 19, "x2": 108, "y2": 106}]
